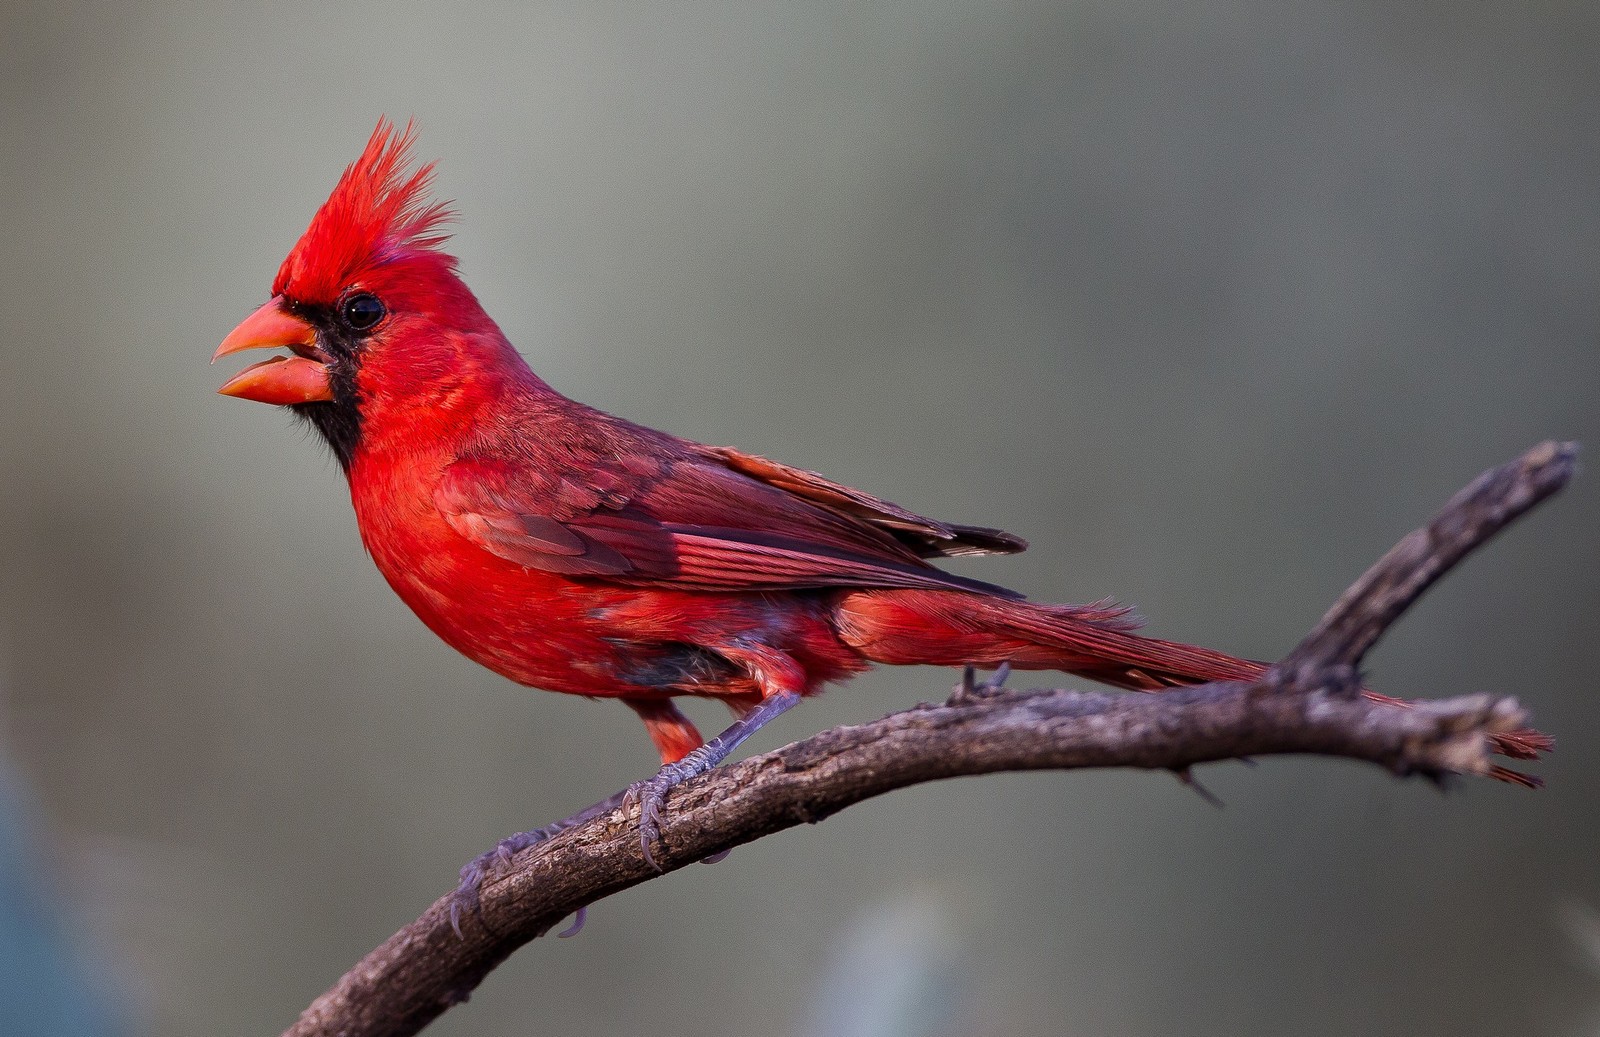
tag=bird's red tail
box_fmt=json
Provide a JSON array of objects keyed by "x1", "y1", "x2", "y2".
[
  {"x1": 833, "y1": 588, "x2": 1548, "y2": 784},
  {"x1": 835, "y1": 588, "x2": 1266, "y2": 689}
]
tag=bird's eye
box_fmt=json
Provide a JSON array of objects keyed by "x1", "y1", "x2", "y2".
[{"x1": 339, "y1": 292, "x2": 386, "y2": 332}]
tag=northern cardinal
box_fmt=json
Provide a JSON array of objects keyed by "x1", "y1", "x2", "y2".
[{"x1": 215, "y1": 122, "x2": 1545, "y2": 884}]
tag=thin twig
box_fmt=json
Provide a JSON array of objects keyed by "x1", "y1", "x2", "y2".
[
  {"x1": 1282, "y1": 439, "x2": 1576, "y2": 675},
  {"x1": 282, "y1": 441, "x2": 1575, "y2": 1037}
]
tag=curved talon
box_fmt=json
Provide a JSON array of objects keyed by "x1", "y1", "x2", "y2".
[
  {"x1": 556, "y1": 906, "x2": 587, "y2": 938},
  {"x1": 450, "y1": 827, "x2": 560, "y2": 938},
  {"x1": 450, "y1": 884, "x2": 485, "y2": 939},
  {"x1": 628, "y1": 774, "x2": 673, "y2": 871},
  {"x1": 627, "y1": 758, "x2": 708, "y2": 870},
  {"x1": 450, "y1": 853, "x2": 496, "y2": 939}
]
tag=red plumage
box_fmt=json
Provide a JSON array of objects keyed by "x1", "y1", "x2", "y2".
[{"x1": 217, "y1": 121, "x2": 1547, "y2": 803}]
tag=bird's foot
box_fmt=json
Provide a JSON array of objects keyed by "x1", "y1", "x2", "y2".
[
  {"x1": 949, "y1": 661, "x2": 1013, "y2": 704},
  {"x1": 449, "y1": 789, "x2": 628, "y2": 938},
  {"x1": 623, "y1": 688, "x2": 804, "y2": 871},
  {"x1": 623, "y1": 747, "x2": 718, "y2": 871},
  {"x1": 451, "y1": 829, "x2": 553, "y2": 937}
]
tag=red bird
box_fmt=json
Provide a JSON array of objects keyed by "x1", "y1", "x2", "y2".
[{"x1": 216, "y1": 122, "x2": 1545, "y2": 882}]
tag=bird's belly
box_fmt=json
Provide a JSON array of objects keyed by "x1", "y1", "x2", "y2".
[
  {"x1": 357, "y1": 507, "x2": 862, "y2": 700},
  {"x1": 363, "y1": 526, "x2": 628, "y2": 693}
]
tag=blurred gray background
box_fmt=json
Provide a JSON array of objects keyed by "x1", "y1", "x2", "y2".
[{"x1": 3, "y1": 1, "x2": 1598, "y2": 1035}]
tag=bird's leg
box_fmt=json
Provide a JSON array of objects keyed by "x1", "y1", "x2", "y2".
[
  {"x1": 450, "y1": 787, "x2": 628, "y2": 937},
  {"x1": 625, "y1": 696, "x2": 707, "y2": 765},
  {"x1": 625, "y1": 689, "x2": 803, "y2": 871},
  {"x1": 948, "y1": 661, "x2": 1013, "y2": 704},
  {"x1": 978, "y1": 660, "x2": 1013, "y2": 694}
]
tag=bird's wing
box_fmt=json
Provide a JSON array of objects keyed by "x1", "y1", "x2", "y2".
[
  {"x1": 434, "y1": 443, "x2": 1024, "y2": 596},
  {"x1": 701, "y1": 445, "x2": 1026, "y2": 558}
]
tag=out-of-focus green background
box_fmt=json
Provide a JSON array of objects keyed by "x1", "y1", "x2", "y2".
[{"x1": 3, "y1": 2, "x2": 1597, "y2": 1035}]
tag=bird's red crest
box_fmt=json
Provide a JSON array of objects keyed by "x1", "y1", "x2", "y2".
[{"x1": 273, "y1": 119, "x2": 454, "y2": 305}]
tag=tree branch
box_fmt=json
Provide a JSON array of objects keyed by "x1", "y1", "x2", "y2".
[{"x1": 283, "y1": 440, "x2": 1577, "y2": 1037}]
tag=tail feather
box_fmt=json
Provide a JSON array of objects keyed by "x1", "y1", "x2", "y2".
[
  {"x1": 834, "y1": 588, "x2": 1546, "y2": 784},
  {"x1": 835, "y1": 588, "x2": 1263, "y2": 689}
]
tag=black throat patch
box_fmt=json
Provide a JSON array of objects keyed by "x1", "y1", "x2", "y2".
[{"x1": 285, "y1": 302, "x2": 365, "y2": 473}]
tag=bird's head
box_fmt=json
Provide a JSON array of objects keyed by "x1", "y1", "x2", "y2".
[{"x1": 214, "y1": 120, "x2": 509, "y2": 468}]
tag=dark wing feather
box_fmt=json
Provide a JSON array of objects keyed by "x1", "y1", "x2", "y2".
[
  {"x1": 703, "y1": 445, "x2": 1027, "y2": 557},
  {"x1": 435, "y1": 441, "x2": 1024, "y2": 597}
]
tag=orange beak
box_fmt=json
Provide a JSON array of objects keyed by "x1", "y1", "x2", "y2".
[{"x1": 213, "y1": 297, "x2": 334, "y2": 405}]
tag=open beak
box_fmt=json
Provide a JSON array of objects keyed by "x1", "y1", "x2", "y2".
[{"x1": 213, "y1": 297, "x2": 334, "y2": 405}]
